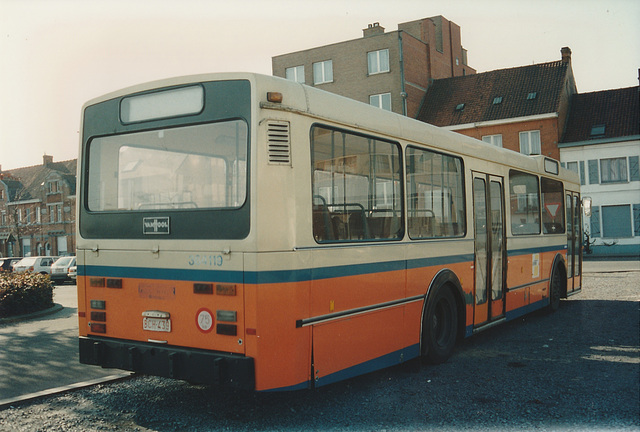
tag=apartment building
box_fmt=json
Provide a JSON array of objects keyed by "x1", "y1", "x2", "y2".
[
  {"x1": 418, "y1": 47, "x2": 577, "y2": 161},
  {"x1": 559, "y1": 85, "x2": 640, "y2": 258},
  {"x1": 0, "y1": 155, "x2": 76, "y2": 258},
  {"x1": 272, "y1": 16, "x2": 476, "y2": 118}
]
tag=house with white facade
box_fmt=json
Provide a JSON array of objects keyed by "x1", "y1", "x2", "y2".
[{"x1": 559, "y1": 85, "x2": 640, "y2": 258}]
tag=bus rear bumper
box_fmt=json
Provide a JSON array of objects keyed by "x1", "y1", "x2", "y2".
[{"x1": 79, "y1": 336, "x2": 255, "y2": 390}]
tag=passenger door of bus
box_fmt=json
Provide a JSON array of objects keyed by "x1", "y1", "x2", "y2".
[
  {"x1": 472, "y1": 173, "x2": 506, "y2": 327},
  {"x1": 566, "y1": 192, "x2": 582, "y2": 293}
]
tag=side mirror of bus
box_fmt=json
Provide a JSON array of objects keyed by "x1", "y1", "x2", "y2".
[{"x1": 582, "y1": 197, "x2": 592, "y2": 217}]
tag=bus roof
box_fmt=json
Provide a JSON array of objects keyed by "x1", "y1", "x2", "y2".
[{"x1": 82, "y1": 72, "x2": 579, "y2": 184}]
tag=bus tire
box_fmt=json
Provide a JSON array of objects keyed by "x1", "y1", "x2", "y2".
[
  {"x1": 422, "y1": 285, "x2": 458, "y2": 364},
  {"x1": 547, "y1": 267, "x2": 563, "y2": 313}
]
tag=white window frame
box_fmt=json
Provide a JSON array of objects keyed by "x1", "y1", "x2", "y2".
[
  {"x1": 482, "y1": 134, "x2": 503, "y2": 147},
  {"x1": 313, "y1": 60, "x2": 333, "y2": 85},
  {"x1": 367, "y1": 49, "x2": 390, "y2": 75},
  {"x1": 519, "y1": 130, "x2": 541, "y2": 155},
  {"x1": 285, "y1": 65, "x2": 305, "y2": 83},
  {"x1": 370, "y1": 93, "x2": 392, "y2": 111}
]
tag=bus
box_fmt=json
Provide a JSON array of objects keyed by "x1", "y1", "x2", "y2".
[{"x1": 77, "y1": 73, "x2": 584, "y2": 391}]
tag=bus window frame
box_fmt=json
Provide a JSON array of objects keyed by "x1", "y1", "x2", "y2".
[{"x1": 310, "y1": 123, "x2": 404, "y2": 244}]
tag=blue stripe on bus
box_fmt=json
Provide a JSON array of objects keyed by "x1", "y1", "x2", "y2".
[
  {"x1": 314, "y1": 344, "x2": 421, "y2": 388},
  {"x1": 79, "y1": 246, "x2": 562, "y2": 285},
  {"x1": 507, "y1": 245, "x2": 565, "y2": 257}
]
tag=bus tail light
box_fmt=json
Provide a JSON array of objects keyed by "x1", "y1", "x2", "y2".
[
  {"x1": 89, "y1": 322, "x2": 106, "y2": 333},
  {"x1": 216, "y1": 324, "x2": 237, "y2": 336},
  {"x1": 216, "y1": 310, "x2": 237, "y2": 322}
]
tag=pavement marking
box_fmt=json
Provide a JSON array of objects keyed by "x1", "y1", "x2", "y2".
[{"x1": 0, "y1": 373, "x2": 133, "y2": 410}]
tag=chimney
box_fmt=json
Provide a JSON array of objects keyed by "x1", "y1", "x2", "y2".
[
  {"x1": 43, "y1": 154, "x2": 53, "y2": 166},
  {"x1": 363, "y1": 22, "x2": 385, "y2": 38},
  {"x1": 561, "y1": 47, "x2": 572, "y2": 64}
]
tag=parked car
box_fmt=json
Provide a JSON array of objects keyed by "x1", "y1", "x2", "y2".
[
  {"x1": 13, "y1": 256, "x2": 58, "y2": 275},
  {"x1": 50, "y1": 256, "x2": 77, "y2": 284},
  {"x1": 68, "y1": 265, "x2": 77, "y2": 282},
  {"x1": 0, "y1": 257, "x2": 22, "y2": 272}
]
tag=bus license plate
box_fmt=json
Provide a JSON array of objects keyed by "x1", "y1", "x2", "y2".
[{"x1": 143, "y1": 317, "x2": 171, "y2": 332}]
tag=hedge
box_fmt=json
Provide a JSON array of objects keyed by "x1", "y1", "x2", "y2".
[{"x1": 0, "y1": 272, "x2": 54, "y2": 318}]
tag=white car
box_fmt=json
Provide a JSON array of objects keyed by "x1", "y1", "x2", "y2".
[
  {"x1": 13, "y1": 256, "x2": 58, "y2": 275},
  {"x1": 50, "y1": 256, "x2": 77, "y2": 284}
]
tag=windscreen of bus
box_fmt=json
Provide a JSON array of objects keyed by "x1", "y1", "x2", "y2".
[{"x1": 87, "y1": 120, "x2": 248, "y2": 212}]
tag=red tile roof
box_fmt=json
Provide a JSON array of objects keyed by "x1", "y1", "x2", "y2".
[
  {"x1": 561, "y1": 86, "x2": 639, "y2": 143},
  {"x1": 417, "y1": 60, "x2": 571, "y2": 126}
]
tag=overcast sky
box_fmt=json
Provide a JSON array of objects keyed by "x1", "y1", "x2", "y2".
[{"x1": 1, "y1": 0, "x2": 639, "y2": 170}]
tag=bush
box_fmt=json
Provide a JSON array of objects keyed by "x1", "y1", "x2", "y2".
[{"x1": 0, "y1": 272, "x2": 54, "y2": 318}]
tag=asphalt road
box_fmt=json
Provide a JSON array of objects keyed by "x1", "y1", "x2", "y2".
[{"x1": 0, "y1": 259, "x2": 638, "y2": 431}]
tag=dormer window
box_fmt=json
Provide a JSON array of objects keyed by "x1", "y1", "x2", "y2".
[
  {"x1": 492, "y1": 96, "x2": 503, "y2": 105},
  {"x1": 590, "y1": 124, "x2": 605, "y2": 137},
  {"x1": 455, "y1": 103, "x2": 465, "y2": 111},
  {"x1": 527, "y1": 92, "x2": 537, "y2": 100}
]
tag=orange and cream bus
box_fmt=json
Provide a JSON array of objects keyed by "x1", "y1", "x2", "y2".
[{"x1": 77, "y1": 73, "x2": 584, "y2": 391}]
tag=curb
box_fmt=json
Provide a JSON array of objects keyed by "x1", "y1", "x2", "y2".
[
  {"x1": 0, "y1": 373, "x2": 133, "y2": 410},
  {"x1": 0, "y1": 303, "x2": 64, "y2": 325}
]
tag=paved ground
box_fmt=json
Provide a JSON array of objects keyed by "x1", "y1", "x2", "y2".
[{"x1": 0, "y1": 285, "x2": 128, "y2": 405}]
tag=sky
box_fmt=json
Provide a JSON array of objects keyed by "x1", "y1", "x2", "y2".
[{"x1": 1, "y1": 0, "x2": 639, "y2": 171}]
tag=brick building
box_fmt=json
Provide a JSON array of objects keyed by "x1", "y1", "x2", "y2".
[
  {"x1": 417, "y1": 47, "x2": 577, "y2": 160},
  {"x1": 272, "y1": 16, "x2": 476, "y2": 118},
  {"x1": 0, "y1": 155, "x2": 76, "y2": 258}
]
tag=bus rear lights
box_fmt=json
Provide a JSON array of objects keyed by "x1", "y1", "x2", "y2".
[
  {"x1": 90, "y1": 277, "x2": 105, "y2": 287},
  {"x1": 91, "y1": 311, "x2": 106, "y2": 322},
  {"x1": 193, "y1": 283, "x2": 214, "y2": 294},
  {"x1": 267, "y1": 92, "x2": 283, "y2": 103},
  {"x1": 216, "y1": 310, "x2": 237, "y2": 322},
  {"x1": 216, "y1": 284, "x2": 237, "y2": 296},
  {"x1": 90, "y1": 300, "x2": 106, "y2": 309},
  {"x1": 106, "y1": 278, "x2": 123, "y2": 288},
  {"x1": 216, "y1": 324, "x2": 237, "y2": 336},
  {"x1": 89, "y1": 322, "x2": 106, "y2": 334}
]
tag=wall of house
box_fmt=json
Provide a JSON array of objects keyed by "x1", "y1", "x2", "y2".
[
  {"x1": 450, "y1": 117, "x2": 561, "y2": 160},
  {"x1": 400, "y1": 31, "x2": 429, "y2": 118},
  {"x1": 272, "y1": 31, "x2": 405, "y2": 115},
  {"x1": 560, "y1": 139, "x2": 640, "y2": 257}
]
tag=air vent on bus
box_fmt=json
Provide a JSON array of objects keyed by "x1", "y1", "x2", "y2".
[{"x1": 267, "y1": 121, "x2": 291, "y2": 165}]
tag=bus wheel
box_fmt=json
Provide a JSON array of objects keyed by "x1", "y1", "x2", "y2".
[
  {"x1": 547, "y1": 268, "x2": 563, "y2": 313},
  {"x1": 423, "y1": 286, "x2": 458, "y2": 364}
]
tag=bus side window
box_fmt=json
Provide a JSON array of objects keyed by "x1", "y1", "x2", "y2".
[
  {"x1": 406, "y1": 146, "x2": 465, "y2": 239},
  {"x1": 509, "y1": 171, "x2": 541, "y2": 235},
  {"x1": 540, "y1": 177, "x2": 565, "y2": 234},
  {"x1": 311, "y1": 125, "x2": 403, "y2": 243}
]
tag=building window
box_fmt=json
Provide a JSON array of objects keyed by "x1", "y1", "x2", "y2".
[
  {"x1": 492, "y1": 96, "x2": 503, "y2": 105},
  {"x1": 602, "y1": 205, "x2": 632, "y2": 238},
  {"x1": 482, "y1": 134, "x2": 503, "y2": 147},
  {"x1": 313, "y1": 60, "x2": 333, "y2": 85},
  {"x1": 455, "y1": 103, "x2": 465, "y2": 111},
  {"x1": 519, "y1": 130, "x2": 541, "y2": 155},
  {"x1": 25, "y1": 208, "x2": 31, "y2": 223},
  {"x1": 590, "y1": 124, "x2": 605, "y2": 137},
  {"x1": 600, "y1": 157, "x2": 627, "y2": 183},
  {"x1": 285, "y1": 65, "x2": 305, "y2": 83},
  {"x1": 367, "y1": 49, "x2": 389, "y2": 75},
  {"x1": 370, "y1": 93, "x2": 392, "y2": 111},
  {"x1": 527, "y1": 92, "x2": 537, "y2": 100}
]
